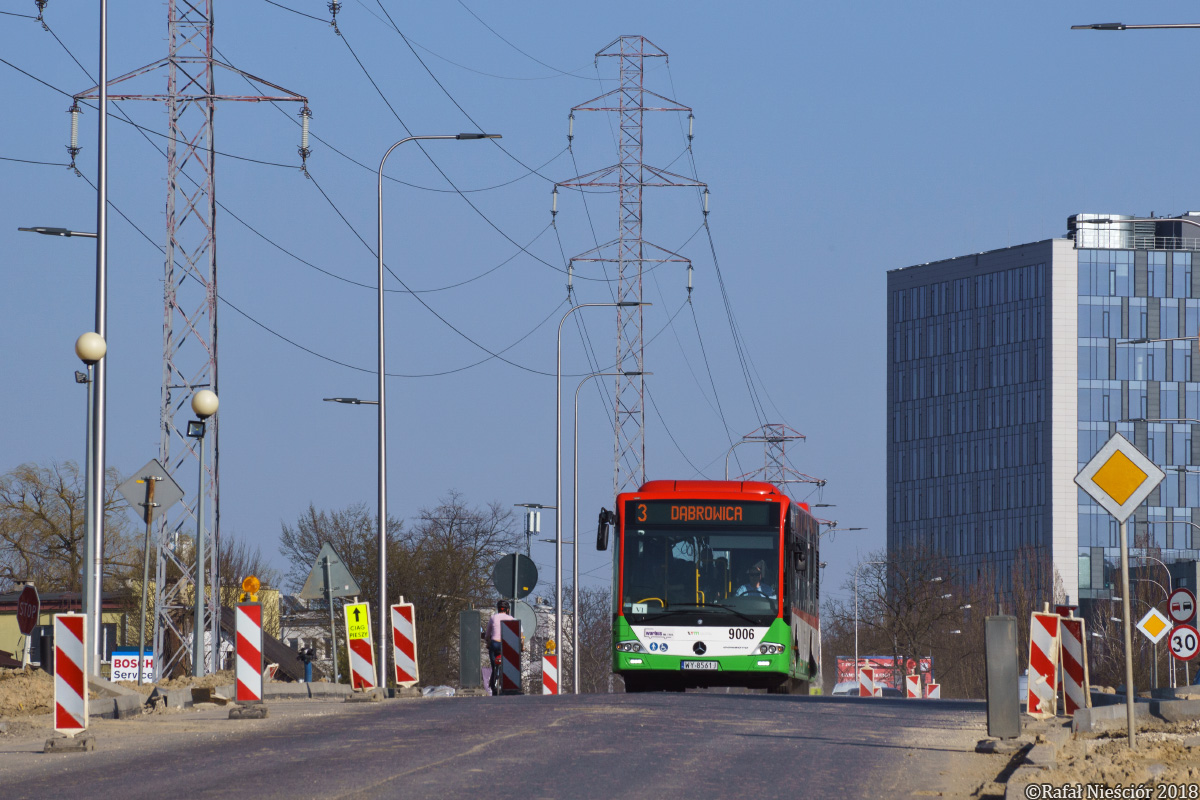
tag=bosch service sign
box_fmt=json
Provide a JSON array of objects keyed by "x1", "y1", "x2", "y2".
[{"x1": 110, "y1": 648, "x2": 154, "y2": 682}]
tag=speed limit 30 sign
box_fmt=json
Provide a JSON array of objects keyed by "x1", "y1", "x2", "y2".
[{"x1": 1170, "y1": 624, "x2": 1200, "y2": 661}]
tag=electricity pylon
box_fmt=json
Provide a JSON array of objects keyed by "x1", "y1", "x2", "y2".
[
  {"x1": 556, "y1": 35, "x2": 705, "y2": 497},
  {"x1": 71, "y1": 0, "x2": 309, "y2": 677}
]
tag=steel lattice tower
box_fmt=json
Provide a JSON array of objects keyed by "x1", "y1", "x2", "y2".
[
  {"x1": 73, "y1": 0, "x2": 308, "y2": 677},
  {"x1": 557, "y1": 36, "x2": 705, "y2": 496},
  {"x1": 733, "y1": 424, "x2": 826, "y2": 493}
]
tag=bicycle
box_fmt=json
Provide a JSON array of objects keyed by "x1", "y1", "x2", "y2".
[{"x1": 489, "y1": 647, "x2": 503, "y2": 696}]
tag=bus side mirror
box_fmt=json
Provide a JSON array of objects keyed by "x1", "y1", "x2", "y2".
[{"x1": 596, "y1": 508, "x2": 613, "y2": 551}]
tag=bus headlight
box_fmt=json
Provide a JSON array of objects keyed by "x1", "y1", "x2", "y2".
[
  {"x1": 616, "y1": 641, "x2": 643, "y2": 653},
  {"x1": 758, "y1": 643, "x2": 784, "y2": 655}
]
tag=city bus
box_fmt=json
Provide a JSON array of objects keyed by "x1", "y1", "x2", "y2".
[{"x1": 597, "y1": 480, "x2": 821, "y2": 693}]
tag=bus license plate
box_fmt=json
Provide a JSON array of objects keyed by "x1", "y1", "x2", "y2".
[{"x1": 681, "y1": 660, "x2": 719, "y2": 671}]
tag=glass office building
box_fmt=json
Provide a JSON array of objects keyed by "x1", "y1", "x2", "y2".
[{"x1": 887, "y1": 214, "x2": 1200, "y2": 605}]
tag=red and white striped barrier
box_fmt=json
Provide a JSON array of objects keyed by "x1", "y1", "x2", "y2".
[
  {"x1": 926, "y1": 682, "x2": 941, "y2": 699},
  {"x1": 1059, "y1": 617, "x2": 1090, "y2": 715},
  {"x1": 500, "y1": 619, "x2": 522, "y2": 694},
  {"x1": 542, "y1": 654, "x2": 558, "y2": 695},
  {"x1": 858, "y1": 666, "x2": 874, "y2": 697},
  {"x1": 1027, "y1": 612, "x2": 1061, "y2": 719},
  {"x1": 235, "y1": 603, "x2": 263, "y2": 703},
  {"x1": 53, "y1": 613, "x2": 87, "y2": 736},
  {"x1": 347, "y1": 616, "x2": 376, "y2": 691},
  {"x1": 391, "y1": 603, "x2": 419, "y2": 687},
  {"x1": 905, "y1": 674, "x2": 921, "y2": 698}
]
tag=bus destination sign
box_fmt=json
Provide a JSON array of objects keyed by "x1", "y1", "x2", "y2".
[{"x1": 627, "y1": 500, "x2": 772, "y2": 527}]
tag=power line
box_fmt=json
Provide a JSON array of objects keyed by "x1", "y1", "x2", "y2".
[
  {"x1": 0, "y1": 154, "x2": 71, "y2": 167},
  {"x1": 452, "y1": 0, "x2": 600, "y2": 81},
  {"x1": 367, "y1": 1, "x2": 561, "y2": 183},
  {"x1": 646, "y1": 382, "x2": 708, "y2": 478},
  {"x1": 261, "y1": 0, "x2": 326, "y2": 23},
  {"x1": 67, "y1": 167, "x2": 576, "y2": 378},
  {"x1": 336, "y1": 27, "x2": 607, "y2": 282},
  {"x1": 215, "y1": 38, "x2": 571, "y2": 195}
]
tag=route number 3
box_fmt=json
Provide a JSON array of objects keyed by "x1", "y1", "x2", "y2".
[{"x1": 637, "y1": 504, "x2": 647, "y2": 522}]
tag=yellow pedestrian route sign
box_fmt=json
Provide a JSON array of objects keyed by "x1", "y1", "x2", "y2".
[
  {"x1": 1136, "y1": 607, "x2": 1171, "y2": 645},
  {"x1": 1074, "y1": 434, "x2": 1164, "y2": 523},
  {"x1": 344, "y1": 602, "x2": 371, "y2": 641}
]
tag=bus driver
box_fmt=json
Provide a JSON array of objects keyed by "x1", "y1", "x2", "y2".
[{"x1": 735, "y1": 561, "x2": 775, "y2": 599}]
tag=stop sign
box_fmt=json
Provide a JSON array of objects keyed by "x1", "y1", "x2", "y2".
[{"x1": 16, "y1": 585, "x2": 39, "y2": 636}]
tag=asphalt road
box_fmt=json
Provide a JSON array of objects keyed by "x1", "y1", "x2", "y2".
[{"x1": 1, "y1": 693, "x2": 989, "y2": 799}]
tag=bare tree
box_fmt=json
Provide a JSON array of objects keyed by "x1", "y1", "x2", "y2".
[
  {"x1": 0, "y1": 461, "x2": 135, "y2": 593},
  {"x1": 278, "y1": 502, "x2": 405, "y2": 607},
  {"x1": 278, "y1": 493, "x2": 520, "y2": 687},
  {"x1": 574, "y1": 585, "x2": 613, "y2": 693},
  {"x1": 396, "y1": 492, "x2": 521, "y2": 686}
]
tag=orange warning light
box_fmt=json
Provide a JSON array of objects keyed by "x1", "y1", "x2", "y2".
[{"x1": 241, "y1": 575, "x2": 261, "y2": 601}]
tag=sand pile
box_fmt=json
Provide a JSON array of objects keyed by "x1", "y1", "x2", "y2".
[
  {"x1": 0, "y1": 668, "x2": 57, "y2": 718},
  {"x1": 1039, "y1": 722, "x2": 1200, "y2": 787}
]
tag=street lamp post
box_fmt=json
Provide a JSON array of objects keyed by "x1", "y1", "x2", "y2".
[
  {"x1": 724, "y1": 439, "x2": 756, "y2": 480},
  {"x1": 29, "y1": 224, "x2": 104, "y2": 673},
  {"x1": 573, "y1": 370, "x2": 648, "y2": 694},
  {"x1": 555, "y1": 302, "x2": 649, "y2": 684},
  {"x1": 375, "y1": 132, "x2": 500, "y2": 687},
  {"x1": 187, "y1": 389, "x2": 218, "y2": 676},
  {"x1": 75, "y1": 333, "x2": 105, "y2": 672}
]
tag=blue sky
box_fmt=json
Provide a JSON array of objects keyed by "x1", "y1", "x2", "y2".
[{"x1": 3, "y1": 1, "x2": 1199, "y2": 606}]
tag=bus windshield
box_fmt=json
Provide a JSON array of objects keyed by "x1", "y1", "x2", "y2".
[{"x1": 621, "y1": 503, "x2": 780, "y2": 625}]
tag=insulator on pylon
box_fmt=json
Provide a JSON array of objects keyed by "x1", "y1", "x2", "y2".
[
  {"x1": 687, "y1": 113, "x2": 694, "y2": 142},
  {"x1": 35, "y1": 0, "x2": 47, "y2": 22},
  {"x1": 66, "y1": 101, "x2": 82, "y2": 167},
  {"x1": 328, "y1": 0, "x2": 340, "y2": 23},
  {"x1": 567, "y1": 261, "x2": 573, "y2": 299},
  {"x1": 568, "y1": 113, "x2": 574, "y2": 144},
  {"x1": 702, "y1": 189, "x2": 709, "y2": 217},
  {"x1": 298, "y1": 105, "x2": 312, "y2": 172},
  {"x1": 687, "y1": 263, "x2": 693, "y2": 298},
  {"x1": 551, "y1": 187, "x2": 558, "y2": 218}
]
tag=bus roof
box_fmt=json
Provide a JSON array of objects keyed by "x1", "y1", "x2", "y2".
[
  {"x1": 628, "y1": 481, "x2": 814, "y2": 516},
  {"x1": 635, "y1": 480, "x2": 782, "y2": 496}
]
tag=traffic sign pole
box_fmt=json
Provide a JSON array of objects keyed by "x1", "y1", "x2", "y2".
[
  {"x1": 138, "y1": 477, "x2": 156, "y2": 686},
  {"x1": 17, "y1": 585, "x2": 40, "y2": 670},
  {"x1": 325, "y1": 555, "x2": 338, "y2": 684},
  {"x1": 1119, "y1": 520, "x2": 1136, "y2": 747},
  {"x1": 1075, "y1": 434, "x2": 1164, "y2": 751}
]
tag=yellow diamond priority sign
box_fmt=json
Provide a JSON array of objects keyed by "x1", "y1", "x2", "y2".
[
  {"x1": 1137, "y1": 607, "x2": 1171, "y2": 645},
  {"x1": 1075, "y1": 434, "x2": 1165, "y2": 523}
]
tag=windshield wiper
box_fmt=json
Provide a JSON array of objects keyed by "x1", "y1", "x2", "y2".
[{"x1": 684, "y1": 602, "x2": 761, "y2": 626}]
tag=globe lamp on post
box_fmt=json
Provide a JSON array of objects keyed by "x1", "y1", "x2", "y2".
[
  {"x1": 75, "y1": 332, "x2": 106, "y2": 674},
  {"x1": 188, "y1": 389, "x2": 218, "y2": 676}
]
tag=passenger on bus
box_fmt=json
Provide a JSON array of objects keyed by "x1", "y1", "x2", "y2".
[{"x1": 735, "y1": 562, "x2": 775, "y2": 599}]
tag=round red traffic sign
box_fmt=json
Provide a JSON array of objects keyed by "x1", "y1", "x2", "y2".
[
  {"x1": 1169, "y1": 588, "x2": 1197, "y2": 624},
  {"x1": 1170, "y1": 624, "x2": 1200, "y2": 661},
  {"x1": 16, "y1": 585, "x2": 40, "y2": 636}
]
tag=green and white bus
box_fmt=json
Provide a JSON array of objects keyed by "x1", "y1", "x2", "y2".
[{"x1": 597, "y1": 480, "x2": 821, "y2": 693}]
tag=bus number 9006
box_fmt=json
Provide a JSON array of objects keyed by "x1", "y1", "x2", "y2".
[{"x1": 728, "y1": 628, "x2": 754, "y2": 640}]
